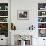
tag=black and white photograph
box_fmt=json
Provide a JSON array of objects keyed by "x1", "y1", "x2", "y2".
[{"x1": 17, "y1": 10, "x2": 29, "y2": 20}]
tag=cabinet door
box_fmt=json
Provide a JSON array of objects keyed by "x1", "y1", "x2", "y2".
[{"x1": 38, "y1": 38, "x2": 46, "y2": 46}]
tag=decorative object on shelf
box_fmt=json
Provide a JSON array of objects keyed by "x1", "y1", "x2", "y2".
[
  {"x1": 0, "y1": 11, "x2": 8, "y2": 16},
  {"x1": 38, "y1": 17, "x2": 46, "y2": 22},
  {"x1": 42, "y1": 12, "x2": 45, "y2": 15},
  {"x1": 11, "y1": 23, "x2": 16, "y2": 30},
  {"x1": 0, "y1": 6, "x2": 1, "y2": 10},
  {"x1": 45, "y1": 6, "x2": 46, "y2": 9},
  {"x1": 5, "y1": 6, "x2": 8, "y2": 10},
  {"x1": 0, "y1": 23, "x2": 8, "y2": 37},
  {"x1": 0, "y1": 3, "x2": 8, "y2": 10},
  {"x1": 0, "y1": 17, "x2": 8, "y2": 22},
  {"x1": 38, "y1": 23, "x2": 46, "y2": 28},
  {"x1": 38, "y1": 3, "x2": 46, "y2": 10},
  {"x1": 0, "y1": 23, "x2": 8, "y2": 30},
  {"x1": 39, "y1": 29, "x2": 46, "y2": 37},
  {"x1": 40, "y1": 8, "x2": 45, "y2": 10},
  {"x1": 41, "y1": 11, "x2": 46, "y2": 16},
  {"x1": 38, "y1": 11, "x2": 46, "y2": 16},
  {"x1": 17, "y1": 10, "x2": 29, "y2": 20},
  {"x1": 29, "y1": 25, "x2": 35, "y2": 30},
  {"x1": 38, "y1": 17, "x2": 42, "y2": 22}
]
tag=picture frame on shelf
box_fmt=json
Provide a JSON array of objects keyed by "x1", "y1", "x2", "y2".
[{"x1": 17, "y1": 10, "x2": 29, "y2": 20}]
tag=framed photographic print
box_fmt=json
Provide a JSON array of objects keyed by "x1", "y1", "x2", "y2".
[{"x1": 17, "y1": 10, "x2": 29, "y2": 20}]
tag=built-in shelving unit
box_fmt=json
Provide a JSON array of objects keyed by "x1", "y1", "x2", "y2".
[
  {"x1": 0, "y1": 3, "x2": 8, "y2": 37},
  {"x1": 38, "y1": 3, "x2": 46, "y2": 37}
]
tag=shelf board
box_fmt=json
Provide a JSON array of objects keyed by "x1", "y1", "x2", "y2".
[
  {"x1": 0, "y1": 16, "x2": 8, "y2": 17},
  {"x1": 0, "y1": 22, "x2": 8, "y2": 23},
  {"x1": 38, "y1": 28, "x2": 46, "y2": 29},
  {"x1": 38, "y1": 10, "x2": 46, "y2": 11},
  {"x1": 0, "y1": 10, "x2": 8, "y2": 11},
  {"x1": 38, "y1": 22, "x2": 46, "y2": 23},
  {"x1": 38, "y1": 16, "x2": 46, "y2": 17}
]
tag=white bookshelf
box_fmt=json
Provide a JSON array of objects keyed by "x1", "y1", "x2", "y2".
[
  {"x1": 38, "y1": 3, "x2": 46, "y2": 28},
  {"x1": 0, "y1": 3, "x2": 8, "y2": 23},
  {"x1": 38, "y1": 3, "x2": 46, "y2": 37},
  {"x1": 0, "y1": 3, "x2": 8, "y2": 38}
]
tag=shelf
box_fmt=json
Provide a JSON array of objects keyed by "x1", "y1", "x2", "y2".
[
  {"x1": 0, "y1": 10, "x2": 8, "y2": 11},
  {"x1": 38, "y1": 10, "x2": 46, "y2": 11},
  {"x1": 0, "y1": 22, "x2": 8, "y2": 23},
  {"x1": 0, "y1": 16, "x2": 8, "y2": 17},
  {"x1": 38, "y1": 3, "x2": 46, "y2": 37},
  {"x1": 38, "y1": 22, "x2": 46, "y2": 23},
  {"x1": 38, "y1": 28, "x2": 46, "y2": 29},
  {"x1": 38, "y1": 15, "x2": 46, "y2": 17},
  {"x1": 0, "y1": 3, "x2": 8, "y2": 37}
]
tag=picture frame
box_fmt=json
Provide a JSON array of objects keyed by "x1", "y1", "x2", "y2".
[{"x1": 17, "y1": 10, "x2": 29, "y2": 20}]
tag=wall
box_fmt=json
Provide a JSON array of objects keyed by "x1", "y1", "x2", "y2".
[
  {"x1": 11, "y1": 0, "x2": 46, "y2": 46},
  {"x1": 11, "y1": 0, "x2": 38, "y2": 30},
  {"x1": 11, "y1": 0, "x2": 46, "y2": 30}
]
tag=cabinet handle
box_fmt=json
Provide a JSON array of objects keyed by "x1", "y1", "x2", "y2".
[
  {"x1": 43, "y1": 39, "x2": 45, "y2": 40},
  {"x1": 1, "y1": 39, "x2": 3, "y2": 40}
]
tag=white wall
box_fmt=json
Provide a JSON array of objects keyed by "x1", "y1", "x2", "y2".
[
  {"x1": 11, "y1": 0, "x2": 46, "y2": 46},
  {"x1": 11, "y1": 0, "x2": 38, "y2": 30},
  {"x1": 11, "y1": 0, "x2": 46, "y2": 30}
]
